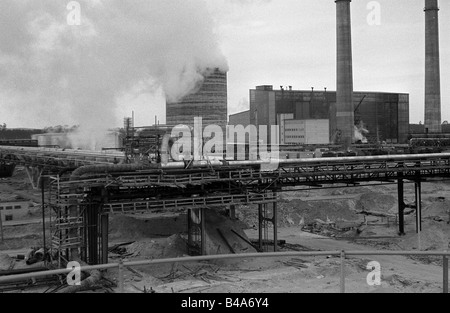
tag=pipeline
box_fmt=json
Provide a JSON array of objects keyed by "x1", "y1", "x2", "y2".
[
  {"x1": 3, "y1": 144, "x2": 450, "y2": 171},
  {"x1": 70, "y1": 164, "x2": 160, "y2": 180},
  {"x1": 158, "y1": 152, "x2": 450, "y2": 170}
]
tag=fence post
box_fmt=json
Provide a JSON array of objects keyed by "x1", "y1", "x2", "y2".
[
  {"x1": 340, "y1": 250, "x2": 346, "y2": 294},
  {"x1": 444, "y1": 255, "x2": 449, "y2": 294},
  {"x1": 118, "y1": 260, "x2": 124, "y2": 293}
]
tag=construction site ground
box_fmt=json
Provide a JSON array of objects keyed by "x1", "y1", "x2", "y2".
[{"x1": 1, "y1": 167, "x2": 450, "y2": 293}]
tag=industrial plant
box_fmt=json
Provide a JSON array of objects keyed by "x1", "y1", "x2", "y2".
[
  {"x1": 0, "y1": 0, "x2": 450, "y2": 296},
  {"x1": 166, "y1": 68, "x2": 228, "y2": 130}
]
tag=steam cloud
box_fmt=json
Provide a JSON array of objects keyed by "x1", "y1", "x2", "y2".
[{"x1": 0, "y1": 0, "x2": 228, "y2": 149}]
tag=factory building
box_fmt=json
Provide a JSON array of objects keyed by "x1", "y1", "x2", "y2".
[
  {"x1": 229, "y1": 111, "x2": 250, "y2": 128},
  {"x1": 166, "y1": 68, "x2": 228, "y2": 130},
  {"x1": 31, "y1": 132, "x2": 123, "y2": 150},
  {"x1": 234, "y1": 85, "x2": 409, "y2": 145}
]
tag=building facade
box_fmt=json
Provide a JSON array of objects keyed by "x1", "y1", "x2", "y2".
[
  {"x1": 229, "y1": 111, "x2": 250, "y2": 128},
  {"x1": 166, "y1": 68, "x2": 228, "y2": 130},
  {"x1": 249, "y1": 86, "x2": 409, "y2": 144},
  {"x1": 0, "y1": 201, "x2": 31, "y2": 221},
  {"x1": 283, "y1": 119, "x2": 329, "y2": 145}
]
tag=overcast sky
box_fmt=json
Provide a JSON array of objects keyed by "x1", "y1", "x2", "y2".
[{"x1": 1, "y1": 0, "x2": 449, "y2": 128}]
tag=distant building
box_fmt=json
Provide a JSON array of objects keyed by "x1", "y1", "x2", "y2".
[
  {"x1": 166, "y1": 68, "x2": 228, "y2": 130},
  {"x1": 250, "y1": 85, "x2": 410, "y2": 144},
  {"x1": 283, "y1": 119, "x2": 329, "y2": 145},
  {"x1": 32, "y1": 133, "x2": 71, "y2": 148},
  {"x1": 0, "y1": 201, "x2": 31, "y2": 221},
  {"x1": 32, "y1": 132, "x2": 122, "y2": 150},
  {"x1": 229, "y1": 111, "x2": 250, "y2": 128}
]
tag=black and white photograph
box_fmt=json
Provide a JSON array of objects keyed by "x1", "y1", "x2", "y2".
[{"x1": 0, "y1": 0, "x2": 449, "y2": 300}]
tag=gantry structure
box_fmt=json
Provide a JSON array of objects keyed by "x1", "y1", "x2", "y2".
[{"x1": 2, "y1": 145, "x2": 450, "y2": 265}]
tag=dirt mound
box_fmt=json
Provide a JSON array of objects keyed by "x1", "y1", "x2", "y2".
[
  {"x1": 399, "y1": 226, "x2": 449, "y2": 251},
  {"x1": 109, "y1": 215, "x2": 187, "y2": 241},
  {"x1": 279, "y1": 199, "x2": 360, "y2": 225},
  {"x1": 356, "y1": 192, "x2": 396, "y2": 214},
  {"x1": 237, "y1": 198, "x2": 360, "y2": 229},
  {"x1": 125, "y1": 234, "x2": 188, "y2": 259},
  {"x1": 422, "y1": 198, "x2": 450, "y2": 218},
  {"x1": 330, "y1": 187, "x2": 373, "y2": 195},
  {"x1": 204, "y1": 209, "x2": 257, "y2": 255},
  {"x1": 0, "y1": 254, "x2": 14, "y2": 271}
]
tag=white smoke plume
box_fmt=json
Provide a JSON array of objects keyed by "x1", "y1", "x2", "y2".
[
  {"x1": 354, "y1": 121, "x2": 369, "y2": 144},
  {"x1": 0, "y1": 0, "x2": 228, "y2": 150}
]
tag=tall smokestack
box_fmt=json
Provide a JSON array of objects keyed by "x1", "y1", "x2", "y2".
[
  {"x1": 335, "y1": 0, "x2": 354, "y2": 146},
  {"x1": 424, "y1": 0, "x2": 442, "y2": 133}
]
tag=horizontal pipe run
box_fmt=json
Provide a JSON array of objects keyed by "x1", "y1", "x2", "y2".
[
  {"x1": 161, "y1": 153, "x2": 450, "y2": 169},
  {"x1": 3, "y1": 145, "x2": 450, "y2": 170},
  {"x1": 2, "y1": 250, "x2": 450, "y2": 284}
]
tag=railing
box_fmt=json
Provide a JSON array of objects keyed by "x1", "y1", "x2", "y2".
[{"x1": 0, "y1": 250, "x2": 448, "y2": 293}]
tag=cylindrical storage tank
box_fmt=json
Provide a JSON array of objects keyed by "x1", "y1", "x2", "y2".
[{"x1": 166, "y1": 68, "x2": 228, "y2": 131}]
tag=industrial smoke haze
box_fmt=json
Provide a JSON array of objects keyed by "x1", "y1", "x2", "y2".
[{"x1": 0, "y1": 0, "x2": 228, "y2": 150}]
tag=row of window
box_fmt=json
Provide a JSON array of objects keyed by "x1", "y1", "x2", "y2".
[
  {"x1": 285, "y1": 128, "x2": 304, "y2": 132},
  {"x1": 286, "y1": 136, "x2": 305, "y2": 139},
  {"x1": 0, "y1": 205, "x2": 22, "y2": 210}
]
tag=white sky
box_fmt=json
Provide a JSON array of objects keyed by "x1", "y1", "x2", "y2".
[
  {"x1": 2, "y1": 0, "x2": 450, "y2": 128},
  {"x1": 122, "y1": 0, "x2": 450, "y2": 127}
]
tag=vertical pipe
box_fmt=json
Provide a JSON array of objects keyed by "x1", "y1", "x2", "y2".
[
  {"x1": 415, "y1": 181, "x2": 423, "y2": 233},
  {"x1": 424, "y1": 0, "x2": 441, "y2": 133},
  {"x1": 415, "y1": 181, "x2": 419, "y2": 232},
  {"x1": 273, "y1": 201, "x2": 278, "y2": 252},
  {"x1": 444, "y1": 255, "x2": 449, "y2": 294},
  {"x1": 258, "y1": 204, "x2": 263, "y2": 252},
  {"x1": 418, "y1": 181, "x2": 422, "y2": 232},
  {"x1": 340, "y1": 250, "x2": 346, "y2": 293},
  {"x1": 93, "y1": 205, "x2": 99, "y2": 264},
  {"x1": 200, "y1": 208, "x2": 206, "y2": 256},
  {"x1": 335, "y1": 0, "x2": 354, "y2": 147},
  {"x1": 41, "y1": 176, "x2": 46, "y2": 262},
  {"x1": 69, "y1": 186, "x2": 79, "y2": 262},
  {"x1": 101, "y1": 214, "x2": 109, "y2": 265},
  {"x1": 414, "y1": 180, "x2": 423, "y2": 250},
  {"x1": 397, "y1": 176, "x2": 405, "y2": 235},
  {"x1": 187, "y1": 209, "x2": 192, "y2": 253},
  {"x1": 83, "y1": 206, "x2": 87, "y2": 262}
]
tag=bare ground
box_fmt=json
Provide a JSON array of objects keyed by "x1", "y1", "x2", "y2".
[{"x1": 1, "y1": 171, "x2": 450, "y2": 293}]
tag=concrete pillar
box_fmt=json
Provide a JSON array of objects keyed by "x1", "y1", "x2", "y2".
[
  {"x1": 424, "y1": 0, "x2": 442, "y2": 133},
  {"x1": 336, "y1": 0, "x2": 354, "y2": 147}
]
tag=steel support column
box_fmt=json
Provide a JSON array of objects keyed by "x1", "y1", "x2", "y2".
[
  {"x1": 187, "y1": 209, "x2": 193, "y2": 249},
  {"x1": 85, "y1": 203, "x2": 100, "y2": 265},
  {"x1": 200, "y1": 208, "x2": 206, "y2": 256},
  {"x1": 415, "y1": 180, "x2": 423, "y2": 233},
  {"x1": 397, "y1": 176, "x2": 405, "y2": 235},
  {"x1": 258, "y1": 204, "x2": 263, "y2": 252},
  {"x1": 69, "y1": 188, "x2": 80, "y2": 262},
  {"x1": 444, "y1": 255, "x2": 449, "y2": 294},
  {"x1": 273, "y1": 201, "x2": 278, "y2": 252},
  {"x1": 101, "y1": 213, "x2": 109, "y2": 265}
]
